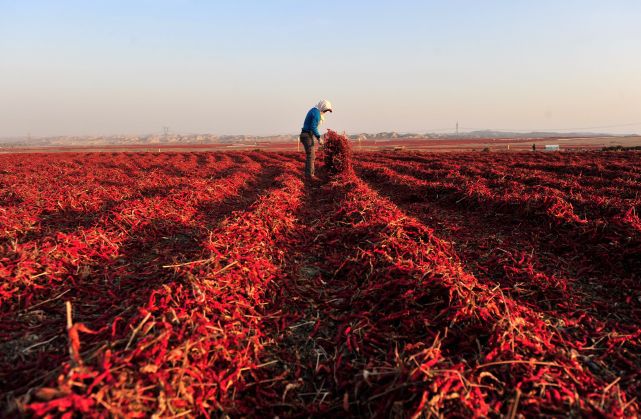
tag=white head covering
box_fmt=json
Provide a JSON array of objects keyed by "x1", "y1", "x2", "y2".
[{"x1": 316, "y1": 99, "x2": 333, "y2": 113}]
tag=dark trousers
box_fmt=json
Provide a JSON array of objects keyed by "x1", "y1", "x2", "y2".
[{"x1": 300, "y1": 131, "x2": 315, "y2": 178}]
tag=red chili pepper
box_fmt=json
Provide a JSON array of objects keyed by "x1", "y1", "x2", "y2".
[{"x1": 1, "y1": 149, "x2": 639, "y2": 417}]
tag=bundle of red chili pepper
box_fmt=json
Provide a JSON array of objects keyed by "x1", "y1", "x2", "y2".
[
  {"x1": 322, "y1": 129, "x2": 353, "y2": 176},
  {"x1": 0, "y1": 144, "x2": 639, "y2": 417}
]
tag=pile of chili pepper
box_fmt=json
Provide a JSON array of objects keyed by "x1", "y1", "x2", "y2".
[
  {"x1": 0, "y1": 147, "x2": 639, "y2": 416},
  {"x1": 321, "y1": 130, "x2": 353, "y2": 176}
]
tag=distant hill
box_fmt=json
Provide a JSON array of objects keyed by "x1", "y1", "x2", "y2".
[
  {"x1": 447, "y1": 130, "x2": 612, "y2": 139},
  {"x1": 0, "y1": 130, "x2": 629, "y2": 148}
]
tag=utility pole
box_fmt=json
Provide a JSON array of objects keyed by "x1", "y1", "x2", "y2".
[
  {"x1": 162, "y1": 126, "x2": 169, "y2": 142},
  {"x1": 456, "y1": 121, "x2": 459, "y2": 136}
]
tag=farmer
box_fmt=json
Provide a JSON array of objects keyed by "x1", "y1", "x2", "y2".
[{"x1": 300, "y1": 99, "x2": 333, "y2": 179}]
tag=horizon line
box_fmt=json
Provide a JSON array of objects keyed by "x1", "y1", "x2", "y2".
[{"x1": 2, "y1": 129, "x2": 640, "y2": 140}]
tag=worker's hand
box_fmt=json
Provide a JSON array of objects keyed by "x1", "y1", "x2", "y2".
[{"x1": 317, "y1": 138, "x2": 324, "y2": 146}]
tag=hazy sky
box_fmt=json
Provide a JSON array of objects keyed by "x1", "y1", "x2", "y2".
[{"x1": 1, "y1": 0, "x2": 641, "y2": 137}]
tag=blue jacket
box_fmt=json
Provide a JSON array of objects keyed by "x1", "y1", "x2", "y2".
[{"x1": 302, "y1": 108, "x2": 321, "y2": 139}]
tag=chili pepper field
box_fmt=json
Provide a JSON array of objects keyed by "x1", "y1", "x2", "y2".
[{"x1": 1, "y1": 131, "x2": 640, "y2": 417}]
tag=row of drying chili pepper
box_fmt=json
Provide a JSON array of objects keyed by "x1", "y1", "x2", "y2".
[
  {"x1": 1, "y1": 146, "x2": 639, "y2": 416},
  {"x1": 1, "y1": 152, "x2": 288, "y2": 415}
]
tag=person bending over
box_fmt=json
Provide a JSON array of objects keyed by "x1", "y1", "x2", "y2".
[{"x1": 300, "y1": 99, "x2": 333, "y2": 179}]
